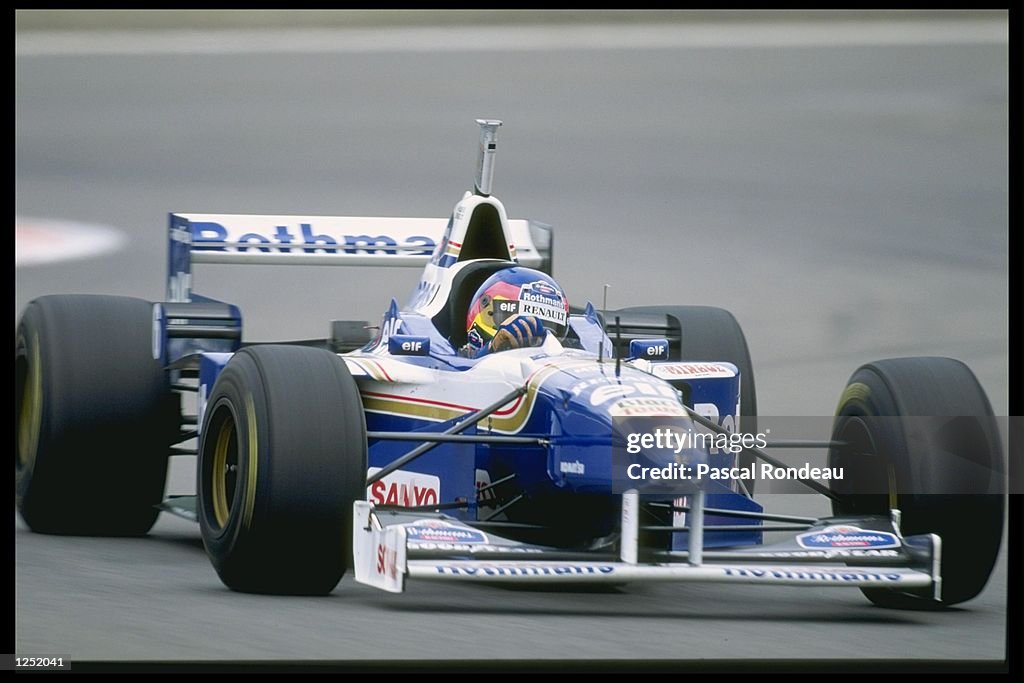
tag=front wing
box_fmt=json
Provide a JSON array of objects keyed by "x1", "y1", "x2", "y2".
[{"x1": 353, "y1": 493, "x2": 940, "y2": 598}]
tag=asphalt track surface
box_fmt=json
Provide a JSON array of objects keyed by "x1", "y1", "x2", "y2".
[{"x1": 15, "y1": 17, "x2": 1010, "y2": 666}]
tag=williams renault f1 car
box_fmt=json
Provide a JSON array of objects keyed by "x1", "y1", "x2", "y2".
[{"x1": 15, "y1": 120, "x2": 1005, "y2": 608}]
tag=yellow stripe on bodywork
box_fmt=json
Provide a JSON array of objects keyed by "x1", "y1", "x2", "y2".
[
  {"x1": 242, "y1": 393, "x2": 259, "y2": 530},
  {"x1": 348, "y1": 359, "x2": 385, "y2": 381},
  {"x1": 489, "y1": 360, "x2": 599, "y2": 433},
  {"x1": 362, "y1": 395, "x2": 466, "y2": 422},
  {"x1": 363, "y1": 360, "x2": 590, "y2": 434}
]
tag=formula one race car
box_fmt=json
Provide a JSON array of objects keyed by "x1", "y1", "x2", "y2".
[{"x1": 15, "y1": 120, "x2": 1005, "y2": 608}]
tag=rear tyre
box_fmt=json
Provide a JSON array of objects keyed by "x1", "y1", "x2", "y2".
[
  {"x1": 198, "y1": 345, "x2": 367, "y2": 595},
  {"x1": 15, "y1": 295, "x2": 176, "y2": 535},
  {"x1": 617, "y1": 305, "x2": 758, "y2": 493},
  {"x1": 829, "y1": 357, "x2": 1004, "y2": 608}
]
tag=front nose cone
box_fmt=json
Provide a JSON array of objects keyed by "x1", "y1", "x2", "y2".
[{"x1": 537, "y1": 362, "x2": 711, "y2": 494}]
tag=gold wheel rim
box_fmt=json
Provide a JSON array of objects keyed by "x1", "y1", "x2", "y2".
[
  {"x1": 211, "y1": 412, "x2": 238, "y2": 528},
  {"x1": 17, "y1": 334, "x2": 42, "y2": 468}
]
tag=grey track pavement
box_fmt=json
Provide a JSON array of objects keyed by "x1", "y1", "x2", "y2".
[{"x1": 15, "y1": 15, "x2": 1010, "y2": 666}]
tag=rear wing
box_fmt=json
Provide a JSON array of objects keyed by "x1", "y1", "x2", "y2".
[{"x1": 167, "y1": 213, "x2": 552, "y2": 302}]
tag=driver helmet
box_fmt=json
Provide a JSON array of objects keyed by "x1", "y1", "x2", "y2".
[{"x1": 465, "y1": 267, "x2": 570, "y2": 355}]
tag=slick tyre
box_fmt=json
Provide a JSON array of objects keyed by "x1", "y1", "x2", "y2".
[
  {"x1": 198, "y1": 345, "x2": 367, "y2": 595},
  {"x1": 618, "y1": 306, "x2": 758, "y2": 493},
  {"x1": 829, "y1": 357, "x2": 1004, "y2": 608},
  {"x1": 15, "y1": 295, "x2": 176, "y2": 535}
]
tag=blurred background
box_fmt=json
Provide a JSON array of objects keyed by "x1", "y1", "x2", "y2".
[{"x1": 15, "y1": 9, "x2": 1009, "y2": 663}]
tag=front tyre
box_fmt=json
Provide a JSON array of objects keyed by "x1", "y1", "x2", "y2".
[
  {"x1": 198, "y1": 345, "x2": 367, "y2": 595},
  {"x1": 829, "y1": 357, "x2": 1004, "y2": 608}
]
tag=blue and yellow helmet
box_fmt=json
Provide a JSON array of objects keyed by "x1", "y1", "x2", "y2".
[{"x1": 465, "y1": 268, "x2": 570, "y2": 354}]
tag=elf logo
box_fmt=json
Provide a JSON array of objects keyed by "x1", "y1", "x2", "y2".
[{"x1": 366, "y1": 467, "x2": 440, "y2": 507}]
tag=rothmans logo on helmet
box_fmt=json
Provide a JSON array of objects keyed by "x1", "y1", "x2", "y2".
[{"x1": 518, "y1": 281, "x2": 568, "y2": 326}]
